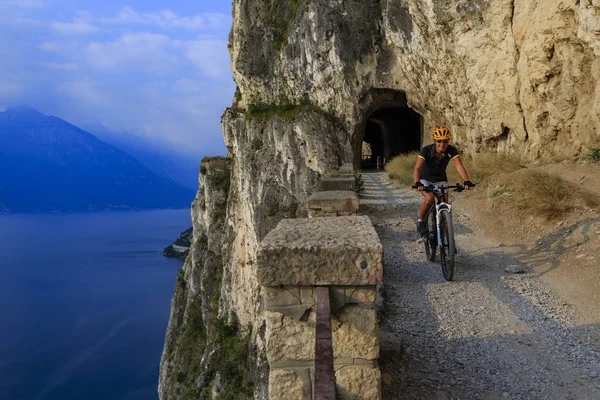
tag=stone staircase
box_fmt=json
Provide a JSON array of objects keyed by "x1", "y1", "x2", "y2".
[{"x1": 257, "y1": 163, "x2": 384, "y2": 399}]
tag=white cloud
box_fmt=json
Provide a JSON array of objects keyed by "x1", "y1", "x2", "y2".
[
  {"x1": 82, "y1": 33, "x2": 231, "y2": 79},
  {"x1": 171, "y1": 79, "x2": 202, "y2": 93},
  {"x1": 84, "y1": 32, "x2": 177, "y2": 71},
  {"x1": 39, "y1": 62, "x2": 79, "y2": 71},
  {"x1": 0, "y1": 81, "x2": 22, "y2": 96},
  {"x1": 186, "y1": 39, "x2": 230, "y2": 78},
  {"x1": 58, "y1": 80, "x2": 107, "y2": 105},
  {"x1": 52, "y1": 13, "x2": 98, "y2": 35},
  {"x1": 39, "y1": 41, "x2": 58, "y2": 51},
  {"x1": 0, "y1": 0, "x2": 45, "y2": 8},
  {"x1": 105, "y1": 6, "x2": 229, "y2": 31},
  {"x1": 39, "y1": 40, "x2": 81, "y2": 54}
]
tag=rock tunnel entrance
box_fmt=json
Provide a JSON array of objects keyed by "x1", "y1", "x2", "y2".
[{"x1": 353, "y1": 90, "x2": 423, "y2": 170}]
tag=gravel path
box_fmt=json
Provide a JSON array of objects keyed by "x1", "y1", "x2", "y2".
[{"x1": 360, "y1": 172, "x2": 600, "y2": 400}]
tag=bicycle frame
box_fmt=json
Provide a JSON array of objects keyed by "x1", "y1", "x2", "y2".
[
  {"x1": 433, "y1": 196, "x2": 452, "y2": 250},
  {"x1": 414, "y1": 182, "x2": 469, "y2": 281}
]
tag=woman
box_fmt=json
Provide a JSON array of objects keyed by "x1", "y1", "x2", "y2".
[{"x1": 413, "y1": 126, "x2": 474, "y2": 234}]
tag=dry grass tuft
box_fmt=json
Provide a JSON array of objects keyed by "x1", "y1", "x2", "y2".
[
  {"x1": 505, "y1": 170, "x2": 600, "y2": 220},
  {"x1": 447, "y1": 152, "x2": 525, "y2": 183},
  {"x1": 385, "y1": 151, "x2": 525, "y2": 186},
  {"x1": 384, "y1": 151, "x2": 599, "y2": 220},
  {"x1": 384, "y1": 151, "x2": 418, "y2": 186}
]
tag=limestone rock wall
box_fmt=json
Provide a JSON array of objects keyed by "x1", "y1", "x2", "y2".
[
  {"x1": 159, "y1": 157, "x2": 234, "y2": 399},
  {"x1": 159, "y1": 111, "x2": 351, "y2": 398},
  {"x1": 219, "y1": 108, "x2": 351, "y2": 325},
  {"x1": 230, "y1": 0, "x2": 600, "y2": 157}
]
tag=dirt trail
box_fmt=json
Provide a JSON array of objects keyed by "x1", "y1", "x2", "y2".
[{"x1": 360, "y1": 172, "x2": 600, "y2": 400}]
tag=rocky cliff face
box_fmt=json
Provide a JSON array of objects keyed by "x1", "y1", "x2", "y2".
[
  {"x1": 231, "y1": 0, "x2": 599, "y2": 158},
  {"x1": 159, "y1": 1, "x2": 599, "y2": 398}
]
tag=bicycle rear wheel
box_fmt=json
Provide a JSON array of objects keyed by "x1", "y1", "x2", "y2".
[
  {"x1": 425, "y1": 210, "x2": 436, "y2": 262},
  {"x1": 439, "y1": 210, "x2": 456, "y2": 281}
]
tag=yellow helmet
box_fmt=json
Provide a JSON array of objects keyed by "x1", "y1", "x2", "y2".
[{"x1": 432, "y1": 126, "x2": 452, "y2": 140}]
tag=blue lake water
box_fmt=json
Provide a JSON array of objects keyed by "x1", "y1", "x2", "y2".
[{"x1": 0, "y1": 209, "x2": 191, "y2": 400}]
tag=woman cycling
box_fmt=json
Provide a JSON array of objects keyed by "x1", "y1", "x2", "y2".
[{"x1": 413, "y1": 126, "x2": 474, "y2": 234}]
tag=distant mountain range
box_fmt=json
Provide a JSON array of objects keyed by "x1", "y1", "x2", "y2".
[
  {"x1": 0, "y1": 106, "x2": 197, "y2": 213},
  {"x1": 84, "y1": 124, "x2": 200, "y2": 191}
]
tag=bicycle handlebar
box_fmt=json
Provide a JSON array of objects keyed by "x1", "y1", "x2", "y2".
[{"x1": 411, "y1": 183, "x2": 473, "y2": 193}]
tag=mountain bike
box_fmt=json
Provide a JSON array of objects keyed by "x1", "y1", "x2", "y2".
[{"x1": 412, "y1": 184, "x2": 467, "y2": 281}]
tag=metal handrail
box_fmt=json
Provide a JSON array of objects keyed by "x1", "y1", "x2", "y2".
[{"x1": 314, "y1": 287, "x2": 336, "y2": 399}]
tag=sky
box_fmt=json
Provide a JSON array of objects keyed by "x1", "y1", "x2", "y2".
[{"x1": 0, "y1": 0, "x2": 235, "y2": 156}]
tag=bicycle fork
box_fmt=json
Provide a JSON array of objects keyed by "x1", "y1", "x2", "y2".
[{"x1": 435, "y1": 202, "x2": 452, "y2": 248}]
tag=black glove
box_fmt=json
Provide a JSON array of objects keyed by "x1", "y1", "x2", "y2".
[
  {"x1": 463, "y1": 180, "x2": 475, "y2": 188},
  {"x1": 414, "y1": 181, "x2": 424, "y2": 189}
]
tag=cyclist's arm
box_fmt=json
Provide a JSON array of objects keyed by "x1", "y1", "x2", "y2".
[
  {"x1": 452, "y1": 156, "x2": 471, "y2": 182},
  {"x1": 414, "y1": 156, "x2": 425, "y2": 184}
]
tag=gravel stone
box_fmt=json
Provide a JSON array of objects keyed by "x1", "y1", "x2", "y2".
[{"x1": 505, "y1": 264, "x2": 526, "y2": 273}]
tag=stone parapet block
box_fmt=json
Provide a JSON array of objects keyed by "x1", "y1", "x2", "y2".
[
  {"x1": 263, "y1": 285, "x2": 376, "y2": 312},
  {"x1": 339, "y1": 163, "x2": 354, "y2": 174},
  {"x1": 330, "y1": 163, "x2": 355, "y2": 178},
  {"x1": 257, "y1": 216, "x2": 383, "y2": 286},
  {"x1": 308, "y1": 210, "x2": 355, "y2": 218},
  {"x1": 320, "y1": 177, "x2": 355, "y2": 192},
  {"x1": 335, "y1": 366, "x2": 381, "y2": 400},
  {"x1": 308, "y1": 190, "x2": 358, "y2": 218},
  {"x1": 268, "y1": 365, "x2": 380, "y2": 400},
  {"x1": 265, "y1": 307, "x2": 379, "y2": 364},
  {"x1": 269, "y1": 368, "x2": 312, "y2": 400},
  {"x1": 330, "y1": 173, "x2": 354, "y2": 179}
]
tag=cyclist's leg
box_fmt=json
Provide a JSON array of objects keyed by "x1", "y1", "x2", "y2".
[
  {"x1": 418, "y1": 179, "x2": 435, "y2": 220},
  {"x1": 417, "y1": 179, "x2": 434, "y2": 235},
  {"x1": 418, "y1": 192, "x2": 435, "y2": 221}
]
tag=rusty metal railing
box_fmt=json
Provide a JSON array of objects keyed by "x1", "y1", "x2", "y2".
[{"x1": 314, "y1": 287, "x2": 335, "y2": 399}]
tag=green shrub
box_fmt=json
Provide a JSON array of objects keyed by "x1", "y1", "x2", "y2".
[
  {"x1": 586, "y1": 147, "x2": 600, "y2": 162},
  {"x1": 489, "y1": 184, "x2": 511, "y2": 198},
  {"x1": 354, "y1": 173, "x2": 364, "y2": 194}
]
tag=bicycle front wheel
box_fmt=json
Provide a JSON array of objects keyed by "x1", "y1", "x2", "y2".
[
  {"x1": 439, "y1": 210, "x2": 456, "y2": 281},
  {"x1": 425, "y1": 210, "x2": 436, "y2": 262}
]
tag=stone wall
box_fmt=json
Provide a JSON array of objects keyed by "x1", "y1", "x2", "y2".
[{"x1": 258, "y1": 216, "x2": 383, "y2": 399}]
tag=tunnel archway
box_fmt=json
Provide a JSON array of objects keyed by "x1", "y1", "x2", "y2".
[{"x1": 353, "y1": 90, "x2": 423, "y2": 170}]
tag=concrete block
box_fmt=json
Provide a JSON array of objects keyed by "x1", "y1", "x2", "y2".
[
  {"x1": 257, "y1": 216, "x2": 383, "y2": 286},
  {"x1": 339, "y1": 163, "x2": 354, "y2": 174},
  {"x1": 307, "y1": 210, "x2": 335, "y2": 218},
  {"x1": 308, "y1": 191, "x2": 358, "y2": 216},
  {"x1": 320, "y1": 177, "x2": 355, "y2": 192}
]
